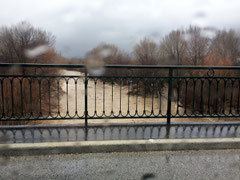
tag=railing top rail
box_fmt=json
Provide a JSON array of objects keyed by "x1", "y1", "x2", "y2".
[{"x1": 1, "y1": 63, "x2": 240, "y2": 69}]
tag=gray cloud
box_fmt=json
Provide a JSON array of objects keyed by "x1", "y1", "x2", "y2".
[{"x1": 1, "y1": 0, "x2": 240, "y2": 58}]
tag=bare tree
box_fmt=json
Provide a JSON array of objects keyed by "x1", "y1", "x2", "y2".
[
  {"x1": 210, "y1": 29, "x2": 240, "y2": 64},
  {"x1": 0, "y1": 21, "x2": 55, "y2": 64},
  {"x1": 185, "y1": 26, "x2": 209, "y2": 65},
  {"x1": 133, "y1": 38, "x2": 160, "y2": 65},
  {"x1": 159, "y1": 30, "x2": 187, "y2": 65}
]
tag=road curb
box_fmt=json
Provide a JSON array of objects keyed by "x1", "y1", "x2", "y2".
[{"x1": 1, "y1": 138, "x2": 240, "y2": 156}]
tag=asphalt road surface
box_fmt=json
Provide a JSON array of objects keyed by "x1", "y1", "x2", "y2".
[{"x1": 0, "y1": 150, "x2": 240, "y2": 180}]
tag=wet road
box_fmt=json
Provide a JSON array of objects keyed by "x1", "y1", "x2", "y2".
[
  {"x1": 1, "y1": 150, "x2": 240, "y2": 180},
  {"x1": 1, "y1": 123, "x2": 240, "y2": 143}
]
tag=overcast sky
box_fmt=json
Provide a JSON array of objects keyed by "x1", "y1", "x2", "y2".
[{"x1": 0, "y1": 0, "x2": 240, "y2": 58}]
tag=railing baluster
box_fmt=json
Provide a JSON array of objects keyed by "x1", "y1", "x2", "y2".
[
  {"x1": 94, "y1": 80, "x2": 97, "y2": 116},
  {"x1": 229, "y1": 80, "x2": 234, "y2": 115},
  {"x1": 151, "y1": 80, "x2": 154, "y2": 115},
  {"x1": 200, "y1": 79, "x2": 204, "y2": 114},
  {"x1": 222, "y1": 80, "x2": 226, "y2": 114},
  {"x1": 135, "y1": 80, "x2": 139, "y2": 115},
  {"x1": 10, "y1": 79, "x2": 14, "y2": 117},
  {"x1": 20, "y1": 79, "x2": 23, "y2": 117},
  {"x1": 176, "y1": 79, "x2": 180, "y2": 115},
  {"x1": 48, "y1": 79, "x2": 51, "y2": 117},
  {"x1": 237, "y1": 80, "x2": 240, "y2": 114},
  {"x1": 143, "y1": 80, "x2": 146, "y2": 115},
  {"x1": 39, "y1": 79, "x2": 42, "y2": 117},
  {"x1": 184, "y1": 79, "x2": 189, "y2": 115},
  {"x1": 103, "y1": 81, "x2": 105, "y2": 116},
  {"x1": 75, "y1": 79, "x2": 78, "y2": 116},
  {"x1": 215, "y1": 79, "x2": 219, "y2": 114},
  {"x1": 127, "y1": 79, "x2": 130, "y2": 115},
  {"x1": 111, "y1": 81, "x2": 114, "y2": 115},
  {"x1": 207, "y1": 79, "x2": 212, "y2": 114},
  {"x1": 84, "y1": 68, "x2": 88, "y2": 140},
  {"x1": 57, "y1": 79, "x2": 60, "y2": 116},
  {"x1": 66, "y1": 79, "x2": 69, "y2": 116},
  {"x1": 29, "y1": 79, "x2": 33, "y2": 117},
  {"x1": 192, "y1": 79, "x2": 196, "y2": 115},
  {"x1": 167, "y1": 68, "x2": 173, "y2": 126},
  {"x1": 159, "y1": 79, "x2": 162, "y2": 115},
  {"x1": 119, "y1": 80, "x2": 122, "y2": 115},
  {"x1": 0, "y1": 79, "x2": 5, "y2": 117}
]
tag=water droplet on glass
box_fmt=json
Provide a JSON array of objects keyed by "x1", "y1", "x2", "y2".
[
  {"x1": 86, "y1": 58, "x2": 105, "y2": 76},
  {"x1": 148, "y1": 139, "x2": 155, "y2": 142},
  {"x1": 201, "y1": 28, "x2": 216, "y2": 38},
  {"x1": 25, "y1": 45, "x2": 49, "y2": 58}
]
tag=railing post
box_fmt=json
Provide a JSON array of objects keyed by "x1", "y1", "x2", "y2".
[
  {"x1": 84, "y1": 67, "x2": 88, "y2": 140},
  {"x1": 166, "y1": 68, "x2": 173, "y2": 138}
]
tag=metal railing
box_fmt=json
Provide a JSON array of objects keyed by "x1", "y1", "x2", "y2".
[{"x1": 1, "y1": 63, "x2": 240, "y2": 125}]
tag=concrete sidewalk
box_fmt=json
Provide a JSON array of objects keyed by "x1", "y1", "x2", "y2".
[{"x1": 1, "y1": 138, "x2": 240, "y2": 156}]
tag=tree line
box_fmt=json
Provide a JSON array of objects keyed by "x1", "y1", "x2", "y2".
[
  {"x1": 85, "y1": 26, "x2": 240, "y2": 67},
  {"x1": 1, "y1": 22, "x2": 240, "y2": 67}
]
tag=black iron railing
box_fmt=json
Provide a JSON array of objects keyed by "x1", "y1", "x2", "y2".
[{"x1": 1, "y1": 63, "x2": 240, "y2": 126}]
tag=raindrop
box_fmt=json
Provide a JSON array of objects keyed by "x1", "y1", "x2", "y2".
[
  {"x1": 148, "y1": 139, "x2": 155, "y2": 142},
  {"x1": 99, "y1": 48, "x2": 112, "y2": 58},
  {"x1": 194, "y1": 11, "x2": 206, "y2": 18},
  {"x1": 25, "y1": 45, "x2": 49, "y2": 58},
  {"x1": 86, "y1": 58, "x2": 105, "y2": 76},
  {"x1": 201, "y1": 28, "x2": 216, "y2": 39},
  {"x1": 182, "y1": 33, "x2": 191, "y2": 42}
]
